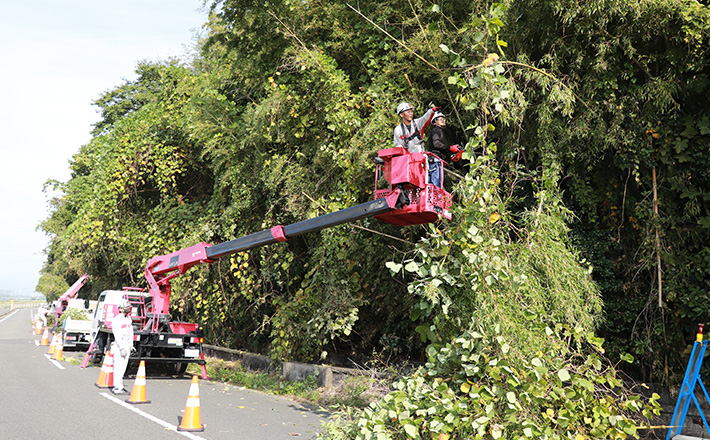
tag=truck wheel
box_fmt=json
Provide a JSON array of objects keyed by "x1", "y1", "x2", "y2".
[
  {"x1": 167, "y1": 362, "x2": 188, "y2": 377},
  {"x1": 90, "y1": 350, "x2": 103, "y2": 364}
]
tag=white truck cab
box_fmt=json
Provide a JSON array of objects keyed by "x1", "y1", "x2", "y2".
[
  {"x1": 61, "y1": 298, "x2": 92, "y2": 350},
  {"x1": 88, "y1": 290, "x2": 148, "y2": 362}
]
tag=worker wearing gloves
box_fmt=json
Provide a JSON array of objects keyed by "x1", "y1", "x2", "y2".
[
  {"x1": 393, "y1": 102, "x2": 437, "y2": 153},
  {"x1": 427, "y1": 111, "x2": 461, "y2": 187},
  {"x1": 111, "y1": 299, "x2": 134, "y2": 395}
]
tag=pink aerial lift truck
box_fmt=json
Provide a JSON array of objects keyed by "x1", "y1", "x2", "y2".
[{"x1": 84, "y1": 147, "x2": 453, "y2": 377}]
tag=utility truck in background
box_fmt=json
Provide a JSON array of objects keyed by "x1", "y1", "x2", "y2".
[
  {"x1": 85, "y1": 288, "x2": 204, "y2": 376},
  {"x1": 51, "y1": 273, "x2": 90, "y2": 322},
  {"x1": 61, "y1": 298, "x2": 94, "y2": 350},
  {"x1": 45, "y1": 273, "x2": 92, "y2": 349},
  {"x1": 82, "y1": 147, "x2": 453, "y2": 378}
]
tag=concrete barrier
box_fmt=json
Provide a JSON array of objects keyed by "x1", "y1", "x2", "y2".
[
  {"x1": 202, "y1": 344, "x2": 274, "y2": 373},
  {"x1": 202, "y1": 344, "x2": 394, "y2": 388},
  {"x1": 283, "y1": 362, "x2": 333, "y2": 388}
]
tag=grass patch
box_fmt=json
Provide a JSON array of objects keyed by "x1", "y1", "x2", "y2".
[
  {"x1": 63, "y1": 355, "x2": 83, "y2": 365},
  {"x1": 196, "y1": 359, "x2": 320, "y2": 400},
  {"x1": 187, "y1": 358, "x2": 389, "y2": 410}
]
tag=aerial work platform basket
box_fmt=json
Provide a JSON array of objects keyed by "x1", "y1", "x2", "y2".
[{"x1": 373, "y1": 147, "x2": 452, "y2": 226}]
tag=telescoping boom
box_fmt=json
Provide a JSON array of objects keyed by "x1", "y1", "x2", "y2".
[
  {"x1": 142, "y1": 147, "x2": 453, "y2": 331},
  {"x1": 82, "y1": 147, "x2": 453, "y2": 377}
]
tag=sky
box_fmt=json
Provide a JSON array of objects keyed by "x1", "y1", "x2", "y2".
[{"x1": 0, "y1": 1, "x2": 208, "y2": 296}]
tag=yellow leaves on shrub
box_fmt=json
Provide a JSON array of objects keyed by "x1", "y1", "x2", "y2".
[{"x1": 483, "y1": 53, "x2": 500, "y2": 67}]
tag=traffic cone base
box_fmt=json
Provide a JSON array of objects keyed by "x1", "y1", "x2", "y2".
[
  {"x1": 47, "y1": 334, "x2": 57, "y2": 356},
  {"x1": 52, "y1": 337, "x2": 64, "y2": 361},
  {"x1": 40, "y1": 328, "x2": 49, "y2": 346},
  {"x1": 177, "y1": 376, "x2": 204, "y2": 432},
  {"x1": 177, "y1": 416, "x2": 204, "y2": 432},
  {"x1": 95, "y1": 351, "x2": 114, "y2": 388},
  {"x1": 126, "y1": 360, "x2": 151, "y2": 404}
]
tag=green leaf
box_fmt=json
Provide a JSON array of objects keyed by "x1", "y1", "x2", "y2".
[
  {"x1": 699, "y1": 116, "x2": 710, "y2": 135},
  {"x1": 404, "y1": 423, "x2": 417, "y2": 438},
  {"x1": 385, "y1": 262, "x2": 402, "y2": 273},
  {"x1": 404, "y1": 261, "x2": 420, "y2": 273},
  {"x1": 620, "y1": 353, "x2": 634, "y2": 363},
  {"x1": 578, "y1": 379, "x2": 594, "y2": 391},
  {"x1": 557, "y1": 369, "x2": 570, "y2": 381}
]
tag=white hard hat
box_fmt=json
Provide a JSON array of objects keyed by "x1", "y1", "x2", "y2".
[
  {"x1": 432, "y1": 111, "x2": 445, "y2": 122},
  {"x1": 396, "y1": 102, "x2": 414, "y2": 115},
  {"x1": 118, "y1": 299, "x2": 131, "y2": 309}
]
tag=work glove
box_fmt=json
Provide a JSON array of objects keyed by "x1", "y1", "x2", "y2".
[
  {"x1": 449, "y1": 144, "x2": 460, "y2": 153},
  {"x1": 432, "y1": 106, "x2": 439, "y2": 112},
  {"x1": 452, "y1": 149, "x2": 463, "y2": 162},
  {"x1": 120, "y1": 348, "x2": 127, "y2": 357}
]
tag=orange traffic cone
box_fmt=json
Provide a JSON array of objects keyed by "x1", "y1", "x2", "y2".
[
  {"x1": 95, "y1": 350, "x2": 114, "y2": 388},
  {"x1": 47, "y1": 333, "x2": 57, "y2": 355},
  {"x1": 34, "y1": 319, "x2": 43, "y2": 335},
  {"x1": 40, "y1": 328, "x2": 49, "y2": 346},
  {"x1": 126, "y1": 360, "x2": 151, "y2": 404},
  {"x1": 52, "y1": 336, "x2": 64, "y2": 361},
  {"x1": 177, "y1": 376, "x2": 204, "y2": 432}
]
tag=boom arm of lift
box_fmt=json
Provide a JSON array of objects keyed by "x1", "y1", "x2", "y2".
[
  {"x1": 53, "y1": 273, "x2": 90, "y2": 316},
  {"x1": 142, "y1": 145, "x2": 453, "y2": 332},
  {"x1": 143, "y1": 192, "x2": 403, "y2": 327}
]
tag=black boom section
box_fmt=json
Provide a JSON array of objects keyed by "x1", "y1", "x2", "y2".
[
  {"x1": 282, "y1": 198, "x2": 392, "y2": 237},
  {"x1": 206, "y1": 198, "x2": 393, "y2": 260}
]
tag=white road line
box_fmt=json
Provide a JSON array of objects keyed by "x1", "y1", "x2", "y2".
[
  {"x1": 35, "y1": 340, "x2": 39, "y2": 346},
  {"x1": 0, "y1": 310, "x2": 19, "y2": 324},
  {"x1": 44, "y1": 354, "x2": 66, "y2": 369},
  {"x1": 100, "y1": 393, "x2": 206, "y2": 440}
]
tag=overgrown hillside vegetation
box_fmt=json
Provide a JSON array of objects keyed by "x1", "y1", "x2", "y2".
[{"x1": 40, "y1": 0, "x2": 710, "y2": 401}]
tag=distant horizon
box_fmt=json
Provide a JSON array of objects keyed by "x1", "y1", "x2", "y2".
[{"x1": 0, "y1": 290, "x2": 45, "y2": 300}]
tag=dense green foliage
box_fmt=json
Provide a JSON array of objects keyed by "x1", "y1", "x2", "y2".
[
  {"x1": 38, "y1": 0, "x2": 710, "y2": 425},
  {"x1": 500, "y1": 0, "x2": 710, "y2": 384},
  {"x1": 35, "y1": 273, "x2": 69, "y2": 303},
  {"x1": 57, "y1": 307, "x2": 89, "y2": 329},
  {"x1": 328, "y1": 324, "x2": 660, "y2": 439}
]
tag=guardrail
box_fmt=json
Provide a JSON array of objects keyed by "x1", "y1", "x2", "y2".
[
  {"x1": 6, "y1": 302, "x2": 44, "y2": 309},
  {"x1": 0, "y1": 302, "x2": 44, "y2": 318}
]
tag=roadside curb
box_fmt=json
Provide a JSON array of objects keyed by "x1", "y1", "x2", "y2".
[{"x1": 203, "y1": 344, "x2": 389, "y2": 388}]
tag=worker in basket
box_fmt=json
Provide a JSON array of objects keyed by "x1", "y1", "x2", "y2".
[
  {"x1": 111, "y1": 299, "x2": 134, "y2": 395},
  {"x1": 393, "y1": 101, "x2": 437, "y2": 153},
  {"x1": 426, "y1": 111, "x2": 462, "y2": 187}
]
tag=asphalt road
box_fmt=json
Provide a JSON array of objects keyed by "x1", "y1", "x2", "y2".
[{"x1": 0, "y1": 310, "x2": 329, "y2": 440}]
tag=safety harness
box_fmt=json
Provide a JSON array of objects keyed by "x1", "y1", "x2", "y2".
[{"x1": 399, "y1": 122, "x2": 423, "y2": 149}]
